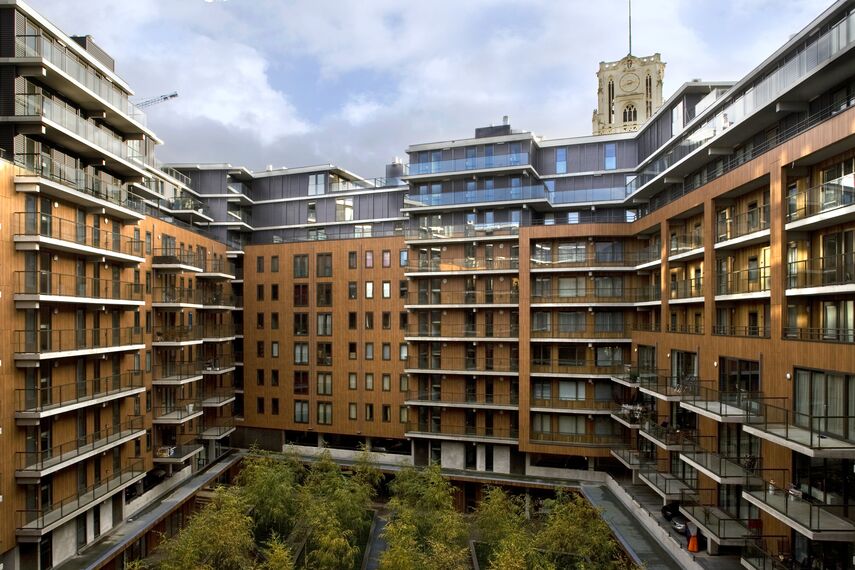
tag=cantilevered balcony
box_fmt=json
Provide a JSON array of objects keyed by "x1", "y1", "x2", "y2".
[
  {"x1": 151, "y1": 248, "x2": 205, "y2": 272},
  {"x1": 404, "y1": 152, "x2": 531, "y2": 179},
  {"x1": 529, "y1": 251, "x2": 654, "y2": 272},
  {"x1": 16, "y1": 459, "x2": 145, "y2": 538},
  {"x1": 201, "y1": 389, "x2": 236, "y2": 408},
  {"x1": 14, "y1": 271, "x2": 143, "y2": 307},
  {"x1": 743, "y1": 402, "x2": 855, "y2": 458},
  {"x1": 404, "y1": 421, "x2": 518, "y2": 443},
  {"x1": 152, "y1": 286, "x2": 203, "y2": 308},
  {"x1": 157, "y1": 195, "x2": 213, "y2": 223},
  {"x1": 530, "y1": 287, "x2": 660, "y2": 307},
  {"x1": 197, "y1": 258, "x2": 236, "y2": 280},
  {"x1": 201, "y1": 323, "x2": 236, "y2": 342},
  {"x1": 403, "y1": 184, "x2": 548, "y2": 211},
  {"x1": 14, "y1": 153, "x2": 142, "y2": 220},
  {"x1": 152, "y1": 362, "x2": 204, "y2": 386},
  {"x1": 638, "y1": 461, "x2": 695, "y2": 501},
  {"x1": 639, "y1": 374, "x2": 704, "y2": 402},
  {"x1": 405, "y1": 389, "x2": 518, "y2": 410},
  {"x1": 609, "y1": 366, "x2": 666, "y2": 389},
  {"x1": 404, "y1": 224, "x2": 519, "y2": 244},
  {"x1": 405, "y1": 289, "x2": 519, "y2": 308},
  {"x1": 679, "y1": 489, "x2": 752, "y2": 546},
  {"x1": 679, "y1": 436, "x2": 761, "y2": 485},
  {"x1": 201, "y1": 356, "x2": 236, "y2": 375},
  {"x1": 529, "y1": 432, "x2": 628, "y2": 447},
  {"x1": 530, "y1": 359, "x2": 627, "y2": 378},
  {"x1": 715, "y1": 205, "x2": 770, "y2": 249},
  {"x1": 740, "y1": 539, "x2": 794, "y2": 570},
  {"x1": 404, "y1": 323, "x2": 518, "y2": 341},
  {"x1": 669, "y1": 277, "x2": 704, "y2": 303},
  {"x1": 529, "y1": 395, "x2": 617, "y2": 414},
  {"x1": 610, "y1": 448, "x2": 655, "y2": 470},
  {"x1": 14, "y1": 327, "x2": 144, "y2": 361},
  {"x1": 152, "y1": 399, "x2": 203, "y2": 424},
  {"x1": 786, "y1": 173, "x2": 855, "y2": 231},
  {"x1": 405, "y1": 258, "x2": 519, "y2": 276},
  {"x1": 715, "y1": 266, "x2": 771, "y2": 300},
  {"x1": 152, "y1": 326, "x2": 203, "y2": 346},
  {"x1": 15, "y1": 372, "x2": 144, "y2": 423},
  {"x1": 668, "y1": 232, "x2": 703, "y2": 260},
  {"x1": 198, "y1": 291, "x2": 236, "y2": 310},
  {"x1": 610, "y1": 404, "x2": 652, "y2": 429},
  {"x1": 639, "y1": 417, "x2": 695, "y2": 451},
  {"x1": 679, "y1": 386, "x2": 772, "y2": 423},
  {"x1": 200, "y1": 417, "x2": 236, "y2": 440},
  {"x1": 404, "y1": 355, "x2": 518, "y2": 376},
  {"x1": 742, "y1": 475, "x2": 855, "y2": 541},
  {"x1": 153, "y1": 443, "x2": 204, "y2": 464},
  {"x1": 15, "y1": 417, "x2": 144, "y2": 479},
  {"x1": 13, "y1": 212, "x2": 145, "y2": 264},
  {"x1": 786, "y1": 253, "x2": 855, "y2": 295},
  {"x1": 8, "y1": 93, "x2": 146, "y2": 178}
]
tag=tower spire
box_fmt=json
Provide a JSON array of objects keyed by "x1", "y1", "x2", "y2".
[{"x1": 628, "y1": 0, "x2": 632, "y2": 55}]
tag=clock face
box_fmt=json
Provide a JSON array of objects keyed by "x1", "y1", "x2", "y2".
[{"x1": 620, "y1": 73, "x2": 640, "y2": 93}]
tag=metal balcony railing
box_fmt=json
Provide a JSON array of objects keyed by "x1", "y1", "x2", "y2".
[
  {"x1": 786, "y1": 173, "x2": 855, "y2": 223},
  {"x1": 668, "y1": 233, "x2": 703, "y2": 256},
  {"x1": 715, "y1": 266, "x2": 771, "y2": 295},
  {"x1": 405, "y1": 389, "x2": 518, "y2": 406},
  {"x1": 152, "y1": 326, "x2": 202, "y2": 343},
  {"x1": 405, "y1": 323, "x2": 519, "y2": 339},
  {"x1": 152, "y1": 287, "x2": 202, "y2": 305},
  {"x1": 717, "y1": 204, "x2": 770, "y2": 241},
  {"x1": 530, "y1": 360, "x2": 628, "y2": 376},
  {"x1": 407, "y1": 258, "x2": 519, "y2": 272},
  {"x1": 406, "y1": 152, "x2": 530, "y2": 175},
  {"x1": 407, "y1": 289, "x2": 519, "y2": 305},
  {"x1": 669, "y1": 277, "x2": 704, "y2": 299},
  {"x1": 15, "y1": 271, "x2": 142, "y2": 302},
  {"x1": 14, "y1": 327, "x2": 143, "y2": 355},
  {"x1": 783, "y1": 327, "x2": 855, "y2": 343},
  {"x1": 14, "y1": 212, "x2": 143, "y2": 257},
  {"x1": 405, "y1": 422, "x2": 519, "y2": 440},
  {"x1": 786, "y1": 253, "x2": 855, "y2": 288},
  {"x1": 406, "y1": 355, "x2": 519, "y2": 373},
  {"x1": 530, "y1": 432, "x2": 628, "y2": 447},
  {"x1": 151, "y1": 248, "x2": 205, "y2": 269},
  {"x1": 16, "y1": 372, "x2": 143, "y2": 414}
]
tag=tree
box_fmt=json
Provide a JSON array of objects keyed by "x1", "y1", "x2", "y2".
[
  {"x1": 258, "y1": 534, "x2": 295, "y2": 570},
  {"x1": 158, "y1": 486, "x2": 256, "y2": 570},
  {"x1": 237, "y1": 448, "x2": 304, "y2": 541},
  {"x1": 474, "y1": 487, "x2": 553, "y2": 570}
]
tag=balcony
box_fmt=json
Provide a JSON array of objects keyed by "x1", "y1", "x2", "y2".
[
  {"x1": 406, "y1": 258, "x2": 519, "y2": 275},
  {"x1": 786, "y1": 253, "x2": 855, "y2": 295},
  {"x1": 679, "y1": 437, "x2": 761, "y2": 485},
  {"x1": 201, "y1": 323, "x2": 236, "y2": 342},
  {"x1": 13, "y1": 34, "x2": 148, "y2": 135},
  {"x1": 16, "y1": 459, "x2": 145, "y2": 537},
  {"x1": 152, "y1": 400, "x2": 204, "y2": 424},
  {"x1": 529, "y1": 432, "x2": 627, "y2": 447},
  {"x1": 14, "y1": 327, "x2": 144, "y2": 361},
  {"x1": 530, "y1": 395, "x2": 617, "y2": 414},
  {"x1": 403, "y1": 184, "x2": 549, "y2": 210},
  {"x1": 404, "y1": 422, "x2": 519, "y2": 443},
  {"x1": 786, "y1": 173, "x2": 855, "y2": 230},
  {"x1": 679, "y1": 489, "x2": 752, "y2": 546},
  {"x1": 405, "y1": 224, "x2": 519, "y2": 244},
  {"x1": 15, "y1": 372, "x2": 144, "y2": 423},
  {"x1": 405, "y1": 152, "x2": 531, "y2": 178},
  {"x1": 610, "y1": 404, "x2": 652, "y2": 429},
  {"x1": 200, "y1": 417, "x2": 236, "y2": 440},
  {"x1": 404, "y1": 323, "x2": 518, "y2": 341},
  {"x1": 783, "y1": 326, "x2": 855, "y2": 344},
  {"x1": 610, "y1": 448, "x2": 655, "y2": 470},
  {"x1": 679, "y1": 386, "x2": 773, "y2": 423},
  {"x1": 530, "y1": 287, "x2": 661, "y2": 306},
  {"x1": 669, "y1": 277, "x2": 704, "y2": 302},
  {"x1": 530, "y1": 325, "x2": 632, "y2": 342},
  {"x1": 153, "y1": 443, "x2": 205, "y2": 464},
  {"x1": 668, "y1": 232, "x2": 703, "y2": 260},
  {"x1": 157, "y1": 196, "x2": 212, "y2": 223},
  {"x1": 530, "y1": 360, "x2": 628, "y2": 378},
  {"x1": 740, "y1": 539, "x2": 794, "y2": 570},
  {"x1": 14, "y1": 271, "x2": 144, "y2": 307},
  {"x1": 610, "y1": 366, "x2": 666, "y2": 388},
  {"x1": 404, "y1": 389, "x2": 518, "y2": 410},
  {"x1": 151, "y1": 248, "x2": 205, "y2": 272},
  {"x1": 152, "y1": 287, "x2": 203, "y2": 308},
  {"x1": 199, "y1": 291, "x2": 237, "y2": 310},
  {"x1": 13, "y1": 212, "x2": 145, "y2": 264},
  {"x1": 197, "y1": 258, "x2": 236, "y2": 280},
  {"x1": 716, "y1": 204, "x2": 770, "y2": 249},
  {"x1": 201, "y1": 389, "x2": 236, "y2": 408},
  {"x1": 406, "y1": 289, "x2": 519, "y2": 307},
  {"x1": 639, "y1": 417, "x2": 695, "y2": 451},
  {"x1": 152, "y1": 326, "x2": 203, "y2": 346},
  {"x1": 152, "y1": 362, "x2": 204, "y2": 386},
  {"x1": 743, "y1": 475, "x2": 855, "y2": 541},
  {"x1": 9, "y1": 93, "x2": 146, "y2": 177},
  {"x1": 16, "y1": 417, "x2": 144, "y2": 479},
  {"x1": 639, "y1": 375, "x2": 703, "y2": 402},
  {"x1": 715, "y1": 266, "x2": 771, "y2": 299},
  {"x1": 404, "y1": 356, "x2": 518, "y2": 376},
  {"x1": 14, "y1": 153, "x2": 142, "y2": 220},
  {"x1": 712, "y1": 324, "x2": 771, "y2": 338},
  {"x1": 743, "y1": 401, "x2": 855, "y2": 458},
  {"x1": 638, "y1": 462, "x2": 694, "y2": 501},
  {"x1": 201, "y1": 356, "x2": 236, "y2": 375},
  {"x1": 529, "y1": 251, "x2": 656, "y2": 272}
]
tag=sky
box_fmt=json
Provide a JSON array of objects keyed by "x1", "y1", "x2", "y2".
[{"x1": 27, "y1": 0, "x2": 833, "y2": 177}]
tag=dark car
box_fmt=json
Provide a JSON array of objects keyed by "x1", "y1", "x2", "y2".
[
  {"x1": 671, "y1": 514, "x2": 688, "y2": 534},
  {"x1": 661, "y1": 502, "x2": 680, "y2": 521}
]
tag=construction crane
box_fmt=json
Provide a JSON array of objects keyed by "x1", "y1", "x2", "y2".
[{"x1": 135, "y1": 92, "x2": 178, "y2": 109}]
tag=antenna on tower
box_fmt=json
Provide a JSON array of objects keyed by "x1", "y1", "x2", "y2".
[{"x1": 628, "y1": 0, "x2": 632, "y2": 55}]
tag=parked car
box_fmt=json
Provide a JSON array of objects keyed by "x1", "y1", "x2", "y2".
[
  {"x1": 661, "y1": 502, "x2": 680, "y2": 521},
  {"x1": 671, "y1": 514, "x2": 688, "y2": 534}
]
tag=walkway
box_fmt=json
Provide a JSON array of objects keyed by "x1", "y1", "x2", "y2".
[{"x1": 362, "y1": 506, "x2": 390, "y2": 570}]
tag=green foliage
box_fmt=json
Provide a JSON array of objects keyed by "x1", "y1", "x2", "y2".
[
  {"x1": 158, "y1": 486, "x2": 256, "y2": 570},
  {"x1": 258, "y1": 534, "x2": 295, "y2": 570},
  {"x1": 237, "y1": 448, "x2": 304, "y2": 541}
]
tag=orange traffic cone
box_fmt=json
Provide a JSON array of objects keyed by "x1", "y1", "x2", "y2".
[{"x1": 688, "y1": 535, "x2": 698, "y2": 553}]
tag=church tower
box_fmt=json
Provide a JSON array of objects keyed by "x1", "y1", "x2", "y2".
[{"x1": 592, "y1": 53, "x2": 665, "y2": 135}]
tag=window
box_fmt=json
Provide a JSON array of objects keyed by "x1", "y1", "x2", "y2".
[
  {"x1": 349, "y1": 403, "x2": 358, "y2": 420},
  {"x1": 349, "y1": 372, "x2": 357, "y2": 390},
  {"x1": 256, "y1": 256, "x2": 264, "y2": 273},
  {"x1": 307, "y1": 202, "x2": 316, "y2": 223},
  {"x1": 382, "y1": 374, "x2": 391, "y2": 391},
  {"x1": 271, "y1": 284, "x2": 279, "y2": 301},
  {"x1": 604, "y1": 143, "x2": 617, "y2": 170},
  {"x1": 145, "y1": 271, "x2": 151, "y2": 294},
  {"x1": 348, "y1": 342, "x2": 357, "y2": 359},
  {"x1": 317, "y1": 372, "x2": 332, "y2": 395},
  {"x1": 272, "y1": 398, "x2": 280, "y2": 415},
  {"x1": 399, "y1": 406, "x2": 408, "y2": 423},
  {"x1": 316, "y1": 253, "x2": 332, "y2": 277},
  {"x1": 294, "y1": 313, "x2": 308, "y2": 335},
  {"x1": 317, "y1": 343, "x2": 332, "y2": 366},
  {"x1": 293, "y1": 255, "x2": 308, "y2": 278},
  {"x1": 256, "y1": 284, "x2": 264, "y2": 301},
  {"x1": 348, "y1": 251, "x2": 357, "y2": 269},
  {"x1": 348, "y1": 313, "x2": 357, "y2": 330},
  {"x1": 382, "y1": 250, "x2": 391, "y2": 267},
  {"x1": 308, "y1": 227, "x2": 325, "y2": 240},
  {"x1": 399, "y1": 374, "x2": 409, "y2": 391},
  {"x1": 335, "y1": 198, "x2": 354, "y2": 222},
  {"x1": 622, "y1": 104, "x2": 637, "y2": 123},
  {"x1": 308, "y1": 173, "x2": 325, "y2": 196},
  {"x1": 294, "y1": 343, "x2": 309, "y2": 364},
  {"x1": 365, "y1": 251, "x2": 374, "y2": 268},
  {"x1": 348, "y1": 282, "x2": 358, "y2": 299},
  {"x1": 365, "y1": 373, "x2": 374, "y2": 390},
  {"x1": 256, "y1": 313, "x2": 265, "y2": 329},
  {"x1": 256, "y1": 397, "x2": 265, "y2": 414},
  {"x1": 271, "y1": 369, "x2": 279, "y2": 387},
  {"x1": 399, "y1": 280, "x2": 408, "y2": 298},
  {"x1": 382, "y1": 281, "x2": 391, "y2": 298},
  {"x1": 271, "y1": 341, "x2": 279, "y2": 358},
  {"x1": 294, "y1": 371, "x2": 309, "y2": 394},
  {"x1": 271, "y1": 312, "x2": 279, "y2": 330},
  {"x1": 364, "y1": 312, "x2": 374, "y2": 330},
  {"x1": 354, "y1": 224, "x2": 372, "y2": 237},
  {"x1": 556, "y1": 148, "x2": 567, "y2": 174},
  {"x1": 400, "y1": 312, "x2": 408, "y2": 329},
  {"x1": 748, "y1": 256, "x2": 759, "y2": 282},
  {"x1": 399, "y1": 343, "x2": 408, "y2": 360},
  {"x1": 145, "y1": 231, "x2": 152, "y2": 254},
  {"x1": 295, "y1": 400, "x2": 309, "y2": 423},
  {"x1": 256, "y1": 341, "x2": 265, "y2": 357},
  {"x1": 317, "y1": 283, "x2": 332, "y2": 306},
  {"x1": 317, "y1": 313, "x2": 332, "y2": 336},
  {"x1": 365, "y1": 403, "x2": 374, "y2": 421},
  {"x1": 399, "y1": 249, "x2": 408, "y2": 267},
  {"x1": 317, "y1": 402, "x2": 332, "y2": 424},
  {"x1": 365, "y1": 282, "x2": 374, "y2": 299},
  {"x1": 382, "y1": 343, "x2": 391, "y2": 360},
  {"x1": 382, "y1": 312, "x2": 391, "y2": 329},
  {"x1": 271, "y1": 256, "x2": 279, "y2": 273},
  {"x1": 365, "y1": 343, "x2": 374, "y2": 360}
]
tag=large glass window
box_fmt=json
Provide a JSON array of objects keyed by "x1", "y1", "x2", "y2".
[
  {"x1": 335, "y1": 198, "x2": 353, "y2": 222},
  {"x1": 556, "y1": 148, "x2": 567, "y2": 174},
  {"x1": 308, "y1": 173, "x2": 325, "y2": 196},
  {"x1": 604, "y1": 143, "x2": 617, "y2": 170}
]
